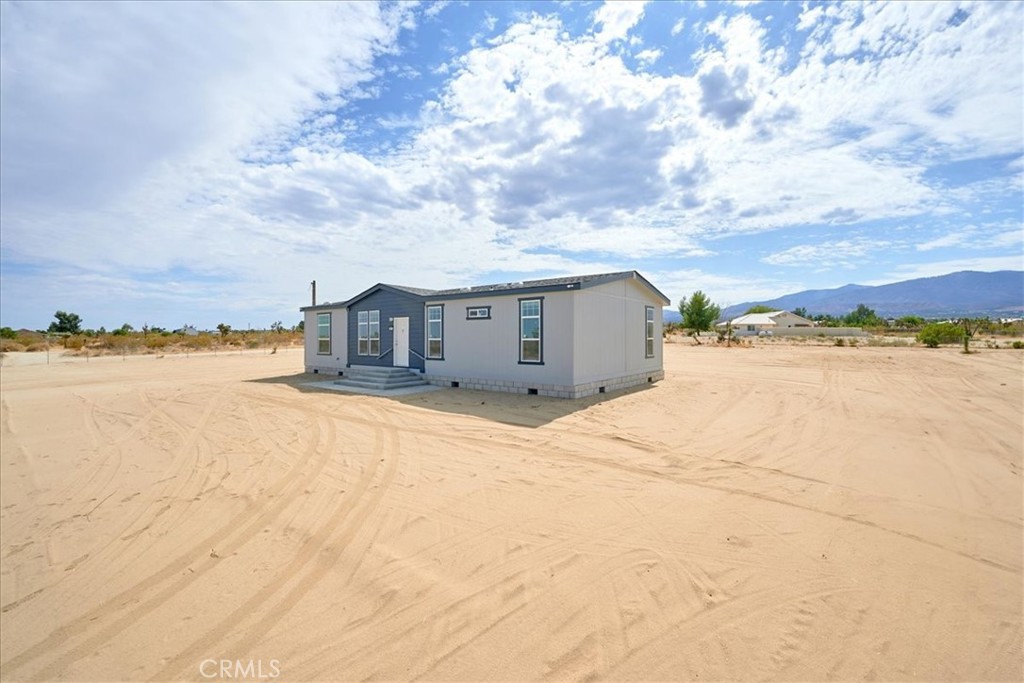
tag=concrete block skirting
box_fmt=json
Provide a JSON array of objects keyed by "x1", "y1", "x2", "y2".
[
  {"x1": 424, "y1": 369, "x2": 664, "y2": 399},
  {"x1": 305, "y1": 365, "x2": 347, "y2": 376}
]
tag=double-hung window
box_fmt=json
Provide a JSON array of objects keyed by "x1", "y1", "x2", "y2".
[
  {"x1": 645, "y1": 306, "x2": 655, "y2": 358},
  {"x1": 519, "y1": 298, "x2": 542, "y2": 363},
  {"x1": 317, "y1": 313, "x2": 331, "y2": 354},
  {"x1": 427, "y1": 305, "x2": 443, "y2": 359},
  {"x1": 357, "y1": 310, "x2": 380, "y2": 356}
]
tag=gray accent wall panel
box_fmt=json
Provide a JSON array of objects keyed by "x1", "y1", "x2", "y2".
[{"x1": 347, "y1": 288, "x2": 425, "y2": 370}]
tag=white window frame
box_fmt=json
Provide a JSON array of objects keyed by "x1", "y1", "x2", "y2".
[
  {"x1": 357, "y1": 311, "x2": 368, "y2": 355},
  {"x1": 466, "y1": 306, "x2": 491, "y2": 320},
  {"x1": 357, "y1": 310, "x2": 380, "y2": 356},
  {"x1": 368, "y1": 310, "x2": 380, "y2": 356},
  {"x1": 427, "y1": 305, "x2": 443, "y2": 359},
  {"x1": 645, "y1": 306, "x2": 655, "y2": 358},
  {"x1": 519, "y1": 298, "x2": 543, "y2": 364},
  {"x1": 317, "y1": 312, "x2": 331, "y2": 355}
]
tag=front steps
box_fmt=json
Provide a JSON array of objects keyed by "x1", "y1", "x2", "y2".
[{"x1": 334, "y1": 366, "x2": 428, "y2": 392}]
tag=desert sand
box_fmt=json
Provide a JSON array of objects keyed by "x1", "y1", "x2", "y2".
[{"x1": 1, "y1": 344, "x2": 1021, "y2": 682}]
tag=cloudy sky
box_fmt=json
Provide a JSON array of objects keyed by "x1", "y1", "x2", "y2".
[{"x1": 2, "y1": 0, "x2": 1021, "y2": 330}]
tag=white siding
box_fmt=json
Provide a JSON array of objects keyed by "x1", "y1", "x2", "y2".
[
  {"x1": 572, "y1": 278, "x2": 663, "y2": 385},
  {"x1": 770, "y1": 311, "x2": 813, "y2": 328},
  {"x1": 423, "y1": 290, "x2": 575, "y2": 386},
  {"x1": 303, "y1": 306, "x2": 348, "y2": 373}
]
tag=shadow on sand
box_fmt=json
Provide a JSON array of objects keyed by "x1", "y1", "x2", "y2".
[{"x1": 247, "y1": 372, "x2": 655, "y2": 428}]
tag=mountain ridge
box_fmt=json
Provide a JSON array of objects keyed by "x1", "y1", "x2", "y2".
[{"x1": 665, "y1": 270, "x2": 1023, "y2": 321}]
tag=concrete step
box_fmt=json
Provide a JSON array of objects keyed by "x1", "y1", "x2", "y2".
[
  {"x1": 335, "y1": 366, "x2": 428, "y2": 392},
  {"x1": 335, "y1": 377, "x2": 427, "y2": 390},
  {"x1": 346, "y1": 365, "x2": 420, "y2": 378}
]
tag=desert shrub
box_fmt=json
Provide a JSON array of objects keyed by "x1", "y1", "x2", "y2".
[
  {"x1": 834, "y1": 338, "x2": 845, "y2": 347},
  {"x1": 185, "y1": 334, "x2": 213, "y2": 350},
  {"x1": 1013, "y1": 341, "x2": 1024, "y2": 350},
  {"x1": 64, "y1": 336, "x2": 85, "y2": 350},
  {"x1": 25, "y1": 342, "x2": 47, "y2": 352},
  {"x1": 145, "y1": 335, "x2": 169, "y2": 349},
  {"x1": 917, "y1": 322, "x2": 963, "y2": 348},
  {"x1": 246, "y1": 339, "x2": 260, "y2": 349},
  {"x1": 0, "y1": 340, "x2": 25, "y2": 352}
]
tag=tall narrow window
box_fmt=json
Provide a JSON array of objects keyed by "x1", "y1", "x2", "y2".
[
  {"x1": 357, "y1": 311, "x2": 369, "y2": 355},
  {"x1": 645, "y1": 306, "x2": 655, "y2": 358},
  {"x1": 368, "y1": 310, "x2": 380, "y2": 356},
  {"x1": 427, "y1": 305, "x2": 443, "y2": 359},
  {"x1": 520, "y1": 298, "x2": 542, "y2": 363},
  {"x1": 317, "y1": 313, "x2": 331, "y2": 354}
]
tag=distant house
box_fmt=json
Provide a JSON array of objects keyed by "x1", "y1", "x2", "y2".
[
  {"x1": 300, "y1": 271, "x2": 669, "y2": 399},
  {"x1": 176, "y1": 325, "x2": 199, "y2": 337},
  {"x1": 721, "y1": 310, "x2": 815, "y2": 336}
]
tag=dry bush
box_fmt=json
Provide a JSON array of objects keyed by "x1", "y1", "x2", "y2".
[
  {"x1": 145, "y1": 335, "x2": 169, "y2": 349},
  {"x1": 25, "y1": 342, "x2": 47, "y2": 352},
  {"x1": 0, "y1": 340, "x2": 26, "y2": 352}
]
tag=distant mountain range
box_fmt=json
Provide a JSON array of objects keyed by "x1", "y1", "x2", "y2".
[{"x1": 664, "y1": 270, "x2": 1024, "y2": 321}]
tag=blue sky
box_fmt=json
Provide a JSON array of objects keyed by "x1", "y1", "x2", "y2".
[{"x1": 1, "y1": 0, "x2": 1021, "y2": 330}]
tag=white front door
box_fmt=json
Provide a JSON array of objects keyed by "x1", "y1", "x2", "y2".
[{"x1": 393, "y1": 317, "x2": 409, "y2": 367}]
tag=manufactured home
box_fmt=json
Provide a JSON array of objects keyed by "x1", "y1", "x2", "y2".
[
  {"x1": 301, "y1": 271, "x2": 668, "y2": 399},
  {"x1": 721, "y1": 310, "x2": 815, "y2": 336}
]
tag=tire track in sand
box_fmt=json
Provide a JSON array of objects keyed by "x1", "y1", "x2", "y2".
[
  {"x1": 150, "y1": 404, "x2": 400, "y2": 681},
  {"x1": 4, "y1": 396, "x2": 336, "y2": 680}
]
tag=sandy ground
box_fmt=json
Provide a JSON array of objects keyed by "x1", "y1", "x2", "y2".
[{"x1": 1, "y1": 345, "x2": 1021, "y2": 682}]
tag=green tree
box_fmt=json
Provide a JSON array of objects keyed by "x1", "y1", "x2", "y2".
[
  {"x1": 958, "y1": 317, "x2": 987, "y2": 354},
  {"x1": 844, "y1": 304, "x2": 883, "y2": 327},
  {"x1": 679, "y1": 291, "x2": 721, "y2": 345},
  {"x1": 896, "y1": 316, "x2": 925, "y2": 329},
  {"x1": 917, "y1": 322, "x2": 963, "y2": 348},
  {"x1": 792, "y1": 307, "x2": 808, "y2": 318},
  {"x1": 0, "y1": 327, "x2": 16, "y2": 340},
  {"x1": 296, "y1": 320, "x2": 305, "y2": 332},
  {"x1": 745, "y1": 305, "x2": 776, "y2": 314},
  {"x1": 217, "y1": 323, "x2": 232, "y2": 338},
  {"x1": 271, "y1": 321, "x2": 284, "y2": 333},
  {"x1": 48, "y1": 310, "x2": 82, "y2": 335}
]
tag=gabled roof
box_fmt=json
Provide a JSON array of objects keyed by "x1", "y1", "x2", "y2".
[
  {"x1": 723, "y1": 310, "x2": 814, "y2": 326},
  {"x1": 428, "y1": 271, "x2": 670, "y2": 304},
  {"x1": 728, "y1": 312, "x2": 782, "y2": 326},
  {"x1": 300, "y1": 271, "x2": 670, "y2": 311}
]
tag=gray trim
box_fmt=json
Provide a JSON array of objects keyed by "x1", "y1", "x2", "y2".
[
  {"x1": 426, "y1": 304, "x2": 444, "y2": 360},
  {"x1": 465, "y1": 305, "x2": 491, "y2": 320},
  {"x1": 356, "y1": 309, "x2": 381, "y2": 357},
  {"x1": 517, "y1": 296, "x2": 544, "y2": 365},
  {"x1": 645, "y1": 305, "x2": 655, "y2": 358},
  {"x1": 317, "y1": 312, "x2": 332, "y2": 355}
]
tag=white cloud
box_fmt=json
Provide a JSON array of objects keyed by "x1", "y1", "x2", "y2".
[
  {"x1": 1, "y1": 1, "x2": 1021, "y2": 328},
  {"x1": 593, "y1": 0, "x2": 648, "y2": 43},
  {"x1": 763, "y1": 238, "x2": 894, "y2": 267},
  {"x1": 635, "y1": 48, "x2": 662, "y2": 66},
  {"x1": 652, "y1": 269, "x2": 803, "y2": 308}
]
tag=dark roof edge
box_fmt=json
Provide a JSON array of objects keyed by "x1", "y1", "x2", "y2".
[
  {"x1": 299, "y1": 271, "x2": 670, "y2": 310},
  {"x1": 299, "y1": 300, "x2": 350, "y2": 312},
  {"x1": 425, "y1": 271, "x2": 671, "y2": 304}
]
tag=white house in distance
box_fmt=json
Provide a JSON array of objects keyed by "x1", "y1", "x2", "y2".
[
  {"x1": 722, "y1": 310, "x2": 815, "y2": 336},
  {"x1": 301, "y1": 271, "x2": 669, "y2": 399}
]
